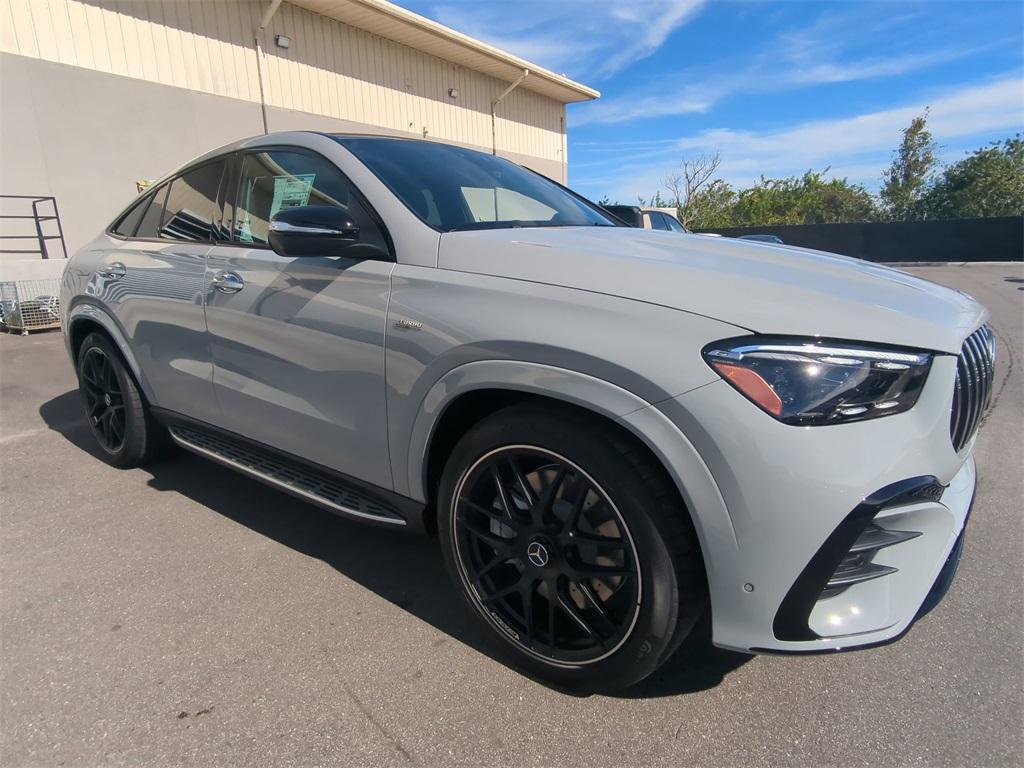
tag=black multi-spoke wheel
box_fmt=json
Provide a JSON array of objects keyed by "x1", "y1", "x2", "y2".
[
  {"x1": 76, "y1": 332, "x2": 169, "y2": 467},
  {"x1": 453, "y1": 446, "x2": 641, "y2": 664},
  {"x1": 80, "y1": 347, "x2": 127, "y2": 452},
  {"x1": 438, "y1": 403, "x2": 707, "y2": 691}
]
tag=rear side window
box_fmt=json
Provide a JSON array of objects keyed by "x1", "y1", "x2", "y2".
[
  {"x1": 231, "y1": 149, "x2": 387, "y2": 255},
  {"x1": 159, "y1": 161, "x2": 226, "y2": 242},
  {"x1": 135, "y1": 184, "x2": 169, "y2": 239},
  {"x1": 111, "y1": 194, "x2": 152, "y2": 237},
  {"x1": 646, "y1": 212, "x2": 668, "y2": 230},
  {"x1": 663, "y1": 214, "x2": 686, "y2": 233}
]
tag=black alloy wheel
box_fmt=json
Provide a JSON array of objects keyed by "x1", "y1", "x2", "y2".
[
  {"x1": 76, "y1": 331, "x2": 169, "y2": 468},
  {"x1": 80, "y1": 346, "x2": 127, "y2": 453},
  {"x1": 451, "y1": 445, "x2": 642, "y2": 665}
]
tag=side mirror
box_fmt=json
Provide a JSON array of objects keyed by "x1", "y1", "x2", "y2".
[{"x1": 268, "y1": 205, "x2": 360, "y2": 258}]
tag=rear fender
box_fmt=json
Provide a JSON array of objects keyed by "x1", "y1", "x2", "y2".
[{"x1": 66, "y1": 300, "x2": 157, "y2": 404}]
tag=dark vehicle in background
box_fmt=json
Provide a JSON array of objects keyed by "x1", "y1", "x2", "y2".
[
  {"x1": 601, "y1": 205, "x2": 688, "y2": 233},
  {"x1": 738, "y1": 233, "x2": 784, "y2": 244}
]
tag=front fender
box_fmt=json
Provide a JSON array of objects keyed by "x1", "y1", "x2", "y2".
[{"x1": 402, "y1": 360, "x2": 737, "y2": 581}]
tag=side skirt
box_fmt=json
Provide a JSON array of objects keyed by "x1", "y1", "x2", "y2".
[{"x1": 152, "y1": 409, "x2": 427, "y2": 533}]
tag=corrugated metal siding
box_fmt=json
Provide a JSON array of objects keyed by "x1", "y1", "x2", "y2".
[{"x1": 0, "y1": 0, "x2": 566, "y2": 164}]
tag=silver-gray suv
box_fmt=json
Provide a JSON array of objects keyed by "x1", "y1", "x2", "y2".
[{"x1": 61, "y1": 132, "x2": 992, "y2": 690}]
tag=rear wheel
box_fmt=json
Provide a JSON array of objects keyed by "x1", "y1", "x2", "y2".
[
  {"x1": 438, "y1": 403, "x2": 706, "y2": 691},
  {"x1": 76, "y1": 332, "x2": 168, "y2": 467}
]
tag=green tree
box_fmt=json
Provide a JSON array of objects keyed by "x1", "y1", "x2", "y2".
[
  {"x1": 661, "y1": 153, "x2": 723, "y2": 228},
  {"x1": 916, "y1": 136, "x2": 1024, "y2": 219},
  {"x1": 637, "y1": 191, "x2": 670, "y2": 207},
  {"x1": 731, "y1": 171, "x2": 877, "y2": 226},
  {"x1": 881, "y1": 111, "x2": 938, "y2": 220},
  {"x1": 685, "y1": 180, "x2": 737, "y2": 229}
]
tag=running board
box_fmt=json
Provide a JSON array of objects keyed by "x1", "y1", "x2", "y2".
[{"x1": 168, "y1": 425, "x2": 408, "y2": 526}]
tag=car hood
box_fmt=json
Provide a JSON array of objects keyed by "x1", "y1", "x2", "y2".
[{"x1": 438, "y1": 227, "x2": 986, "y2": 354}]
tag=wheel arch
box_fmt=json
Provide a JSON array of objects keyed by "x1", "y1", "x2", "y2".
[
  {"x1": 66, "y1": 302, "x2": 156, "y2": 404},
  {"x1": 407, "y1": 362, "x2": 734, "y2": 576}
]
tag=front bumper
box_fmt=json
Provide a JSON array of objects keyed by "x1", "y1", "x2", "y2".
[
  {"x1": 654, "y1": 352, "x2": 977, "y2": 654},
  {"x1": 757, "y1": 459, "x2": 974, "y2": 653}
]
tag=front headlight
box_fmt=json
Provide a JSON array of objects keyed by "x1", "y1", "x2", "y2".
[{"x1": 702, "y1": 337, "x2": 933, "y2": 425}]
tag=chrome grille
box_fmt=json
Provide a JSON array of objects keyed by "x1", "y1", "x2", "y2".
[{"x1": 950, "y1": 324, "x2": 996, "y2": 452}]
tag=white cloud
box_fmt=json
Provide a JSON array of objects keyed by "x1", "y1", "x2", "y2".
[
  {"x1": 573, "y1": 11, "x2": 1014, "y2": 126},
  {"x1": 427, "y1": 0, "x2": 705, "y2": 79},
  {"x1": 582, "y1": 76, "x2": 1024, "y2": 201},
  {"x1": 598, "y1": 1, "x2": 706, "y2": 77}
]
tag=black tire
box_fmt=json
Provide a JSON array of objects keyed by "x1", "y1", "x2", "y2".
[
  {"x1": 437, "y1": 402, "x2": 706, "y2": 691},
  {"x1": 76, "y1": 332, "x2": 169, "y2": 468}
]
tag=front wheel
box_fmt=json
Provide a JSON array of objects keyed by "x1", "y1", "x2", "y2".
[{"x1": 437, "y1": 403, "x2": 706, "y2": 691}]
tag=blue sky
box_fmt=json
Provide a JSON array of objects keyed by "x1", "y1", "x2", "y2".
[{"x1": 401, "y1": 0, "x2": 1023, "y2": 202}]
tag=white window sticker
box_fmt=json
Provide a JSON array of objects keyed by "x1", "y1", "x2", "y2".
[{"x1": 271, "y1": 174, "x2": 315, "y2": 217}]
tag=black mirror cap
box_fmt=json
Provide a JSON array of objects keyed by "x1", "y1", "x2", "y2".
[{"x1": 268, "y1": 205, "x2": 364, "y2": 258}]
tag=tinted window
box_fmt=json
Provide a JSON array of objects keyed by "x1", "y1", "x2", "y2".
[
  {"x1": 231, "y1": 150, "x2": 387, "y2": 255},
  {"x1": 112, "y1": 193, "x2": 152, "y2": 237},
  {"x1": 333, "y1": 136, "x2": 615, "y2": 232},
  {"x1": 602, "y1": 205, "x2": 640, "y2": 227},
  {"x1": 159, "y1": 160, "x2": 226, "y2": 242},
  {"x1": 646, "y1": 212, "x2": 668, "y2": 230},
  {"x1": 662, "y1": 214, "x2": 686, "y2": 233},
  {"x1": 135, "y1": 183, "x2": 169, "y2": 239}
]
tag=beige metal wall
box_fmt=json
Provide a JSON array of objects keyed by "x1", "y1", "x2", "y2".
[
  {"x1": 0, "y1": 51, "x2": 565, "y2": 258},
  {"x1": 0, "y1": 0, "x2": 567, "y2": 167}
]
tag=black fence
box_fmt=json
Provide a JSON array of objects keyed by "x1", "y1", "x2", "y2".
[{"x1": 698, "y1": 216, "x2": 1023, "y2": 263}]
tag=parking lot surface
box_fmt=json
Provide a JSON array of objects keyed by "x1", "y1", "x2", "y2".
[{"x1": 1, "y1": 263, "x2": 1021, "y2": 767}]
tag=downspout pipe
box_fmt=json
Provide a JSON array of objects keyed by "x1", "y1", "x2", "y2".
[
  {"x1": 255, "y1": 0, "x2": 284, "y2": 134},
  {"x1": 258, "y1": 0, "x2": 284, "y2": 30},
  {"x1": 491, "y1": 69, "x2": 529, "y2": 155}
]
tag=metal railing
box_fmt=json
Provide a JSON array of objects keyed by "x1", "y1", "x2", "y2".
[{"x1": 0, "y1": 195, "x2": 68, "y2": 260}]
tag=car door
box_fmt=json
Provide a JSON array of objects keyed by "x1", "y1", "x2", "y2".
[
  {"x1": 204, "y1": 148, "x2": 394, "y2": 489},
  {"x1": 98, "y1": 160, "x2": 225, "y2": 423}
]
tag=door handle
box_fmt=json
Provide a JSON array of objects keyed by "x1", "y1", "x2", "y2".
[
  {"x1": 96, "y1": 262, "x2": 126, "y2": 279},
  {"x1": 212, "y1": 270, "x2": 244, "y2": 294}
]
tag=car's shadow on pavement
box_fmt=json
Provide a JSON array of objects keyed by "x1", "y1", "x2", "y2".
[{"x1": 40, "y1": 389, "x2": 752, "y2": 699}]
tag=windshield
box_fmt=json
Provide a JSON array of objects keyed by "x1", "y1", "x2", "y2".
[{"x1": 333, "y1": 136, "x2": 617, "y2": 232}]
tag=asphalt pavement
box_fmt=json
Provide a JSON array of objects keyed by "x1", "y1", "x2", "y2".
[{"x1": 1, "y1": 263, "x2": 1021, "y2": 767}]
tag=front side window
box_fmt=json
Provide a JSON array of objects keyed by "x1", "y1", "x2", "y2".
[
  {"x1": 159, "y1": 160, "x2": 226, "y2": 242},
  {"x1": 231, "y1": 150, "x2": 387, "y2": 255},
  {"x1": 333, "y1": 136, "x2": 616, "y2": 232}
]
